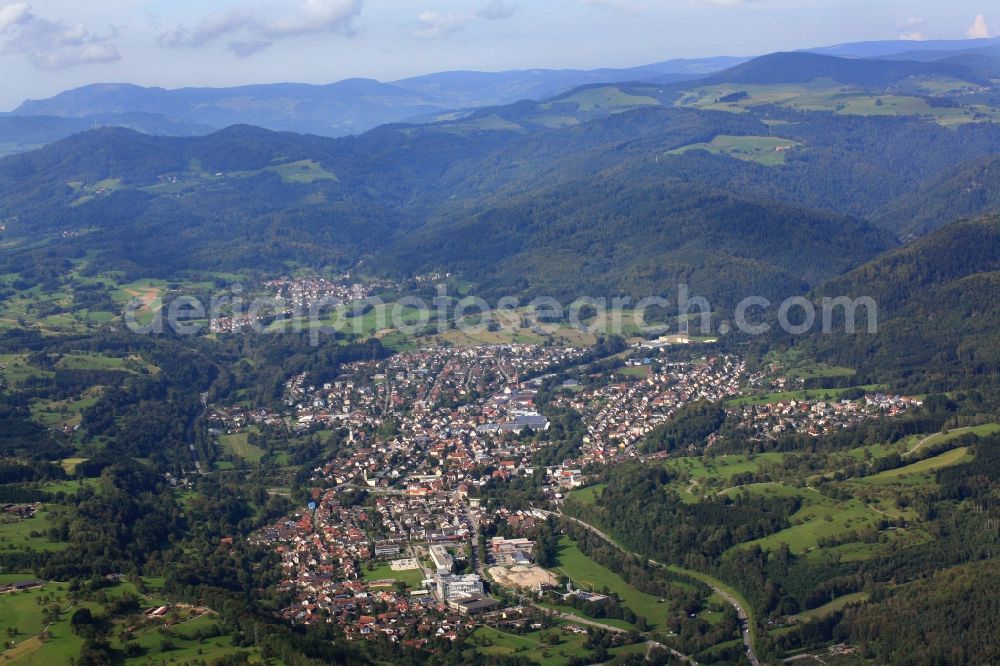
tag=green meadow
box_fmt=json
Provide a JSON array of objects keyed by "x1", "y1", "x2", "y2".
[
  {"x1": 668, "y1": 135, "x2": 802, "y2": 166},
  {"x1": 549, "y1": 536, "x2": 672, "y2": 630}
]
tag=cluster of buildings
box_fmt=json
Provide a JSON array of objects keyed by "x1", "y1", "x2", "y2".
[
  {"x1": 490, "y1": 537, "x2": 535, "y2": 565},
  {"x1": 264, "y1": 275, "x2": 393, "y2": 310},
  {"x1": 729, "y1": 394, "x2": 922, "y2": 440},
  {"x1": 227, "y1": 337, "x2": 929, "y2": 649},
  {"x1": 549, "y1": 354, "x2": 749, "y2": 463},
  {"x1": 252, "y1": 482, "x2": 501, "y2": 639},
  {"x1": 210, "y1": 275, "x2": 398, "y2": 334},
  {"x1": 208, "y1": 405, "x2": 284, "y2": 431},
  {"x1": 277, "y1": 345, "x2": 585, "y2": 490}
]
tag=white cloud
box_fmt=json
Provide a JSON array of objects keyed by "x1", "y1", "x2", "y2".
[
  {"x1": 582, "y1": 0, "x2": 648, "y2": 12},
  {"x1": 0, "y1": 2, "x2": 29, "y2": 31},
  {"x1": 412, "y1": 11, "x2": 472, "y2": 40},
  {"x1": 896, "y1": 16, "x2": 924, "y2": 41},
  {"x1": 479, "y1": 0, "x2": 517, "y2": 21},
  {"x1": 967, "y1": 14, "x2": 991, "y2": 39},
  {"x1": 160, "y1": 0, "x2": 363, "y2": 55},
  {"x1": 0, "y1": 1, "x2": 119, "y2": 69},
  {"x1": 411, "y1": 3, "x2": 518, "y2": 40}
]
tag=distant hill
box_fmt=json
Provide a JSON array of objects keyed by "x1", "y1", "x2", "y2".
[
  {"x1": 13, "y1": 79, "x2": 443, "y2": 137},
  {"x1": 695, "y1": 52, "x2": 989, "y2": 88},
  {"x1": 0, "y1": 103, "x2": 904, "y2": 310},
  {"x1": 6, "y1": 72, "x2": 1000, "y2": 312},
  {"x1": 393, "y1": 172, "x2": 892, "y2": 307},
  {"x1": 5, "y1": 48, "x2": 997, "y2": 156},
  {"x1": 389, "y1": 57, "x2": 744, "y2": 108},
  {"x1": 7, "y1": 58, "x2": 743, "y2": 141},
  {"x1": 0, "y1": 112, "x2": 216, "y2": 157},
  {"x1": 808, "y1": 36, "x2": 1000, "y2": 59}
]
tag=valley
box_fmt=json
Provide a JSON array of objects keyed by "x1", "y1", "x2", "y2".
[{"x1": 1, "y1": 37, "x2": 1000, "y2": 666}]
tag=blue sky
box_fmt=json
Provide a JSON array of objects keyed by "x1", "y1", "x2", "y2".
[{"x1": 0, "y1": 0, "x2": 996, "y2": 109}]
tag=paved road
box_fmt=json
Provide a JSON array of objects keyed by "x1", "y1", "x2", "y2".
[{"x1": 535, "y1": 508, "x2": 761, "y2": 666}]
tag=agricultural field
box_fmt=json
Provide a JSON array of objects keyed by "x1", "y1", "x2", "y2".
[
  {"x1": 0, "y1": 506, "x2": 69, "y2": 553},
  {"x1": 667, "y1": 135, "x2": 802, "y2": 166}
]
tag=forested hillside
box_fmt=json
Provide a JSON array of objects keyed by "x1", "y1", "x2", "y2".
[
  {"x1": 5, "y1": 83, "x2": 1000, "y2": 306},
  {"x1": 772, "y1": 216, "x2": 1000, "y2": 391}
]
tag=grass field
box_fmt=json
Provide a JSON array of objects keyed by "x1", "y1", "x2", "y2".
[
  {"x1": 543, "y1": 86, "x2": 659, "y2": 112},
  {"x1": 38, "y1": 479, "x2": 99, "y2": 496},
  {"x1": 666, "y1": 453, "x2": 788, "y2": 501},
  {"x1": 0, "y1": 579, "x2": 269, "y2": 665},
  {"x1": 361, "y1": 562, "x2": 426, "y2": 590},
  {"x1": 0, "y1": 581, "x2": 86, "y2": 665},
  {"x1": 859, "y1": 447, "x2": 973, "y2": 486},
  {"x1": 667, "y1": 135, "x2": 802, "y2": 165},
  {"x1": 218, "y1": 430, "x2": 266, "y2": 463},
  {"x1": 793, "y1": 591, "x2": 870, "y2": 622},
  {"x1": 468, "y1": 625, "x2": 590, "y2": 665},
  {"x1": 785, "y1": 363, "x2": 856, "y2": 380},
  {"x1": 0, "y1": 354, "x2": 53, "y2": 386},
  {"x1": 903, "y1": 423, "x2": 1000, "y2": 457},
  {"x1": 266, "y1": 159, "x2": 338, "y2": 184},
  {"x1": 0, "y1": 506, "x2": 68, "y2": 553},
  {"x1": 566, "y1": 484, "x2": 605, "y2": 506},
  {"x1": 112, "y1": 280, "x2": 164, "y2": 326},
  {"x1": 468, "y1": 623, "x2": 646, "y2": 666},
  {"x1": 550, "y1": 536, "x2": 671, "y2": 630},
  {"x1": 119, "y1": 612, "x2": 263, "y2": 665},
  {"x1": 30, "y1": 388, "x2": 103, "y2": 430},
  {"x1": 735, "y1": 486, "x2": 885, "y2": 555}
]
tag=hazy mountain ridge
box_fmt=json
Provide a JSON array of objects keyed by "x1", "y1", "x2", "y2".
[
  {"x1": 7, "y1": 57, "x2": 741, "y2": 141},
  {"x1": 6, "y1": 36, "x2": 999, "y2": 154}
]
